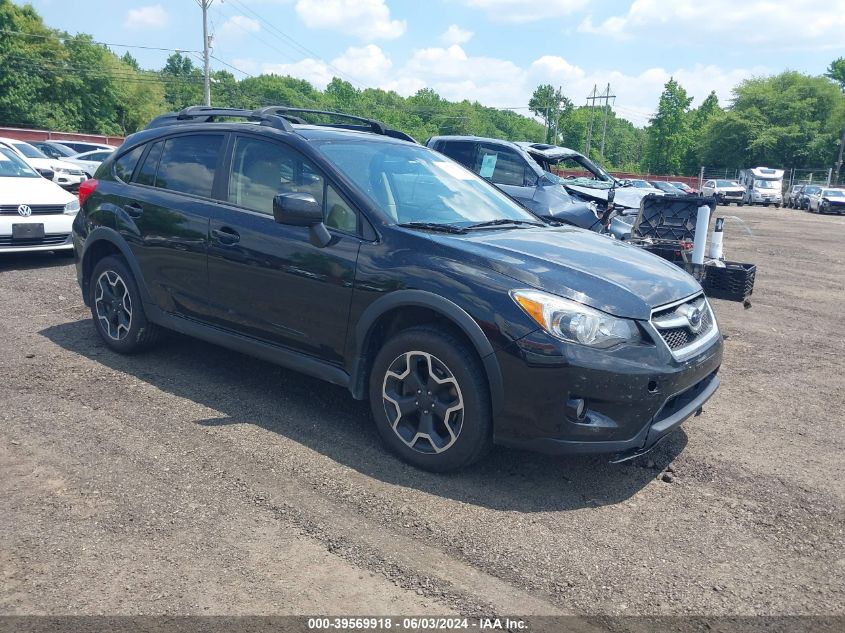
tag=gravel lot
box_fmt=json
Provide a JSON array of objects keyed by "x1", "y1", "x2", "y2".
[{"x1": 1, "y1": 205, "x2": 843, "y2": 618}]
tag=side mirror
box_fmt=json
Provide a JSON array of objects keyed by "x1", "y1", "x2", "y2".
[
  {"x1": 36, "y1": 167, "x2": 55, "y2": 180},
  {"x1": 272, "y1": 192, "x2": 331, "y2": 248},
  {"x1": 607, "y1": 187, "x2": 616, "y2": 205}
]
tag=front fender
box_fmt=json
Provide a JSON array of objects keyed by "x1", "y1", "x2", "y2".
[{"x1": 349, "y1": 289, "x2": 504, "y2": 414}]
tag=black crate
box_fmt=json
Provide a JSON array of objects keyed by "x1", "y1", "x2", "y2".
[{"x1": 702, "y1": 261, "x2": 756, "y2": 301}]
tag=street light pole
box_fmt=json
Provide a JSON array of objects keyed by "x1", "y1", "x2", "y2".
[{"x1": 199, "y1": 0, "x2": 213, "y2": 107}]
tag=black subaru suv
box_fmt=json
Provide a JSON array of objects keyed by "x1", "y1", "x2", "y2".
[{"x1": 72, "y1": 106, "x2": 723, "y2": 472}]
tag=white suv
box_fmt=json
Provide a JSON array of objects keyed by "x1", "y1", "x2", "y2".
[
  {"x1": 701, "y1": 179, "x2": 744, "y2": 206},
  {"x1": 0, "y1": 147, "x2": 79, "y2": 255}
]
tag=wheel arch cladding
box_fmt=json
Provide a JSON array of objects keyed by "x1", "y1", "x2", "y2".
[
  {"x1": 350, "y1": 290, "x2": 504, "y2": 415},
  {"x1": 81, "y1": 228, "x2": 153, "y2": 306}
]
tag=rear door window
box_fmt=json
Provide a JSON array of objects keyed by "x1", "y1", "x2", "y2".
[
  {"x1": 435, "y1": 141, "x2": 477, "y2": 170},
  {"x1": 154, "y1": 134, "x2": 224, "y2": 198}
]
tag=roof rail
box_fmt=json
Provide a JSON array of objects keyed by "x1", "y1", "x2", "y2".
[
  {"x1": 145, "y1": 106, "x2": 295, "y2": 132},
  {"x1": 254, "y1": 106, "x2": 387, "y2": 136},
  {"x1": 143, "y1": 105, "x2": 416, "y2": 143}
]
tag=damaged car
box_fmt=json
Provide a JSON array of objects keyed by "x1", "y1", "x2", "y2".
[{"x1": 426, "y1": 136, "x2": 636, "y2": 239}]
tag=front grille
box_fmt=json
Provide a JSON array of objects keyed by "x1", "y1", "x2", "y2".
[
  {"x1": 651, "y1": 295, "x2": 716, "y2": 355},
  {"x1": 0, "y1": 233, "x2": 70, "y2": 246},
  {"x1": 0, "y1": 204, "x2": 65, "y2": 215},
  {"x1": 722, "y1": 191, "x2": 741, "y2": 198},
  {"x1": 657, "y1": 309, "x2": 713, "y2": 350}
]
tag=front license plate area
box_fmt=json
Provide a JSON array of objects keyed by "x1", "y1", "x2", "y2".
[{"x1": 12, "y1": 223, "x2": 45, "y2": 240}]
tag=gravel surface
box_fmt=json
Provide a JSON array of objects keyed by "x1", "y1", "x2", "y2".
[{"x1": 1, "y1": 205, "x2": 843, "y2": 617}]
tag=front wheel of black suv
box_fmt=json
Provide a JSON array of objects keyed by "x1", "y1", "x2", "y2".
[
  {"x1": 369, "y1": 326, "x2": 492, "y2": 472},
  {"x1": 89, "y1": 255, "x2": 162, "y2": 354}
]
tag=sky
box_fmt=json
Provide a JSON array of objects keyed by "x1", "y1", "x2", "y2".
[{"x1": 21, "y1": 0, "x2": 845, "y2": 126}]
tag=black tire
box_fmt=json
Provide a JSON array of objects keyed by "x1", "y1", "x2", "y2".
[
  {"x1": 368, "y1": 325, "x2": 492, "y2": 472},
  {"x1": 89, "y1": 255, "x2": 162, "y2": 353}
]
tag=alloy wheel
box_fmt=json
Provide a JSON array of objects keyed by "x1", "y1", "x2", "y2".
[
  {"x1": 382, "y1": 351, "x2": 464, "y2": 454},
  {"x1": 94, "y1": 270, "x2": 132, "y2": 341}
]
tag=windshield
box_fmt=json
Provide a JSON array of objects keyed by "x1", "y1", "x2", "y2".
[
  {"x1": 12, "y1": 142, "x2": 47, "y2": 159},
  {"x1": 630, "y1": 180, "x2": 652, "y2": 188},
  {"x1": 541, "y1": 154, "x2": 615, "y2": 190},
  {"x1": 316, "y1": 141, "x2": 539, "y2": 226},
  {"x1": 40, "y1": 142, "x2": 76, "y2": 157},
  {"x1": 0, "y1": 148, "x2": 40, "y2": 177},
  {"x1": 824, "y1": 189, "x2": 845, "y2": 197},
  {"x1": 716, "y1": 180, "x2": 739, "y2": 187},
  {"x1": 754, "y1": 179, "x2": 777, "y2": 189}
]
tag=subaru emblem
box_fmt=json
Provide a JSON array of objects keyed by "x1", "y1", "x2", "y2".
[{"x1": 17, "y1": 204, "x2": 32, "y2": 217}]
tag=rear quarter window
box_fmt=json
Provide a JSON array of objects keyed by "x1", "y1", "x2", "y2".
[{"x1": 114, "y1": 145, "x2": 145, "y2": 183}]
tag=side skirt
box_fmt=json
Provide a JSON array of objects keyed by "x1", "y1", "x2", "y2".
[{"x1": 145, "y1": 304, "x2": 351, "y2": 390}]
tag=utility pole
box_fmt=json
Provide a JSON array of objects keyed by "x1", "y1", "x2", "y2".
[
  {"x1": 598, "y1": 83, "x2": 616, "y2": 162},
  {"x1": 585, "y1": 85, "x2": 598, "y2": 157},
  {"x1": 198, "y1": 0, "x2": 213, "y2": 106},
  {"x1": 835, "y1": 129, "x2": 845, "y2": 185}
]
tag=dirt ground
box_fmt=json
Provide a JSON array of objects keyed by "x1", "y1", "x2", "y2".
[{"x1": 1, "y1": 205, "x2": 843, "y2": 618}]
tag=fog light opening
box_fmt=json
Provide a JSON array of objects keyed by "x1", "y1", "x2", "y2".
[
  {"x1": 647, "y1": 380, "x2": 658, "y2": 393},
  {"x1": 566, "y1": 397, "x2": 587, "y2": 422}
]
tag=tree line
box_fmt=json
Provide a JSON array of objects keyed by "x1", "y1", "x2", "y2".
[{"x1": 1, "y1": 0, "x2": 843, "y2": 178}]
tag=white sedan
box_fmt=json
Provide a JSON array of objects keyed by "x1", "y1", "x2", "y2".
[
  {"x1": 64, "y1": 148, "x2": 115, "y2": 178},
  {"x1": 0, "y1": 148, "x2": 79, "y2": 255}
]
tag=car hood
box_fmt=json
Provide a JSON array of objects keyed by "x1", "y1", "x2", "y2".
[
  {"x1": 0, "y1": 176, "x2": 76, "y2": 205},
  {"x1": 428, "y1": 225, "x2": 701, "y2": 320},
  {"x1": 563, "y1": 184, "x2": 655, "y2": 210}
]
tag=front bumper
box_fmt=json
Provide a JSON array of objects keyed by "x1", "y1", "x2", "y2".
[
  {"x1": 492, "y1": 325, "x2": 723, "y2": 458},
  {"x1": 0, "y1": 213, "x2": 74, "y2": 252},
  {"x1": 53, "y1": 173, "x2": 86, "y2": 190}
]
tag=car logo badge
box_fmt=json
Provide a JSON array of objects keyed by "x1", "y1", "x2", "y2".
[
  {"x1": 687, "y1": 308, "x2": 703, "y2": 333},
  {"x1": 17, "y1": 204, "x2": 32, "y2": 217}
]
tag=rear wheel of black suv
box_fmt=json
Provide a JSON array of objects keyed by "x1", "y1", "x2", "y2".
[
  {"x1": 89, "y1": 255, "x2": 162, "y2": 354},
  {"x1": 369, "y1": 326, "x2": 492, "y2": 472}
]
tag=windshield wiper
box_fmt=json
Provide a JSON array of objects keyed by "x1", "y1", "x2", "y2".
[
  {"x1": 464, "y1": 218, "x2": 545, "y2": 230},
  {"x1": 398, "y1": 222, "x2": 467, "y2": 234}
]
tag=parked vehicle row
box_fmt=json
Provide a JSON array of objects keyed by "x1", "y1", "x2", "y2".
[
  {"x1": 0, "y1": 136, "x2": 87, "y2": 190},
  {"x1": 68, "y1": 105, "x2": 723, "y2": 472}
]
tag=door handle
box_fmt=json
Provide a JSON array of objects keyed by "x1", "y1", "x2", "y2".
[
  {"x1": 212, "y1": 227, "x2": 240, "y2": 245},
  {"x1": 123, "y1": 202, "x2": 143, "y2": 217}
]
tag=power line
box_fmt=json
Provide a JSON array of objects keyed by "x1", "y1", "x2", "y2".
[
  {"x1": 0, "y1": 28, "x2": 200, "y2": 54},
  {"x1": 223, "y1": 0, "x2": 369, "y2": 89}
]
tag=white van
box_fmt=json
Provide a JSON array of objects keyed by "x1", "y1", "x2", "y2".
[{"x1": 0, "y1": 147, "x2": 79, "y2": 255}]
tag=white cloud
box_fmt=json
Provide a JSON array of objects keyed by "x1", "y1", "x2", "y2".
[
  {"x1": 458, "y1": 0, "x2": 590, "y2": 23},
  {"x1": 440, "y1": 24, "x2": 474, "y2": 45},
  {"x1": 257, "y1": 44, "x2": 764, "y2": 126},
  {"x1": 294, "y1": 0, "x2": 406, "y2": 40},
  {"x1": 218, "y1": 15, "x2": 261, "y2": 41},
  {"x1": 124, "y1": 4, "x2": 169, "y2": 29},
  {"x1": 579, "y1": 0, "x2": 845, "y2": 49}
]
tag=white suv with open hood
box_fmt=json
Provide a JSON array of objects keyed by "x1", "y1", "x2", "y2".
[{"x1": 0, "y1": 147, "x2": 79, "y2": 254}]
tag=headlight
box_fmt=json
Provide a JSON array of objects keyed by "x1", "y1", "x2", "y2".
[
  {"x1": 64, "y1": 199, "x2": 80, "y2": 215},
  {"x1": 511, "y1": 289, "x2": 641, "y2": 348},
  {"x1": 54, "y1": 166, "x2": 71, "y2": 174}
]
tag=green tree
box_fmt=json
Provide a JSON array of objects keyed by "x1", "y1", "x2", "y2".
[
  {"x1": 529, "y1": 84, "x2": 572, "y2": 144},
  {"x1": 826, "y1": 57, "x2": 845, "y2": 91},
  {"x1": 644, "y1": 78, "x2": 693, "y2": 174}
]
